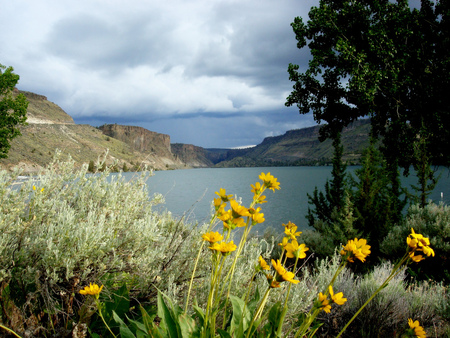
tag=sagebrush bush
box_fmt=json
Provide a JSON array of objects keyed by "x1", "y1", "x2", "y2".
[
  {"x1": 0, "y1": 153, "x2": 212, "y2": 334},
  {"x1": 381, "y1": 201, "x2": 450, "y2": 281},
  {"x1": 293, "y1": 256, "x2": 448, "y2": 337}
]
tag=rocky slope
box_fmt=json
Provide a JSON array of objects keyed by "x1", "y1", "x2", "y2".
[
  {"x1": 1, "y1": 90, "x2": 372, "y2": 173},
  {"x1": 98, "y1": 124, "x2": 182, "y2": 164},
  {"x1": 210, "y1": 120, "x2": 371, "y2": 167},
  {"x1": 171, "y1": 143, "x2": 215, "y2": 167},
  {"x1": 0, "y1": 91, "x2": 186, "y2": 173}
]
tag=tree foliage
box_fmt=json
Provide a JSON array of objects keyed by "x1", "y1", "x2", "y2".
[
  {"x1": 286, "y1": 0, "x2": 450, "y2": 206},
  {"x1": 349, "y1": 139, "x2": 407, "y2": 256},
  {"x1": 0, "y1": 64, "x2": 28, "y2": 159},
  {"x1": 306, "y1": 133, "x2": 347, "y2": 227}
]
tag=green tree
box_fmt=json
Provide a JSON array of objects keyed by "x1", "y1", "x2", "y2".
[
  {"x1": 349, "y1": 139, "x2": 407, "y2": 257},
  {"x1": 306, "y1": 133, "x2": 347, "y2": 227},
  {"x1": 0, "y1": 64, "x2": 28, "y2": 158},
  {"x1": 88, "y1": 160, "x2": 95, "y2": 173},
  {"x1": 286, "y1": 0, "x2": 450, "y2": 207}
]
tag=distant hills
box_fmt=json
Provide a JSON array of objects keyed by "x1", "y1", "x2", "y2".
[{"x1": 0, "y1": 90, "x2": 371, "y2": 174}]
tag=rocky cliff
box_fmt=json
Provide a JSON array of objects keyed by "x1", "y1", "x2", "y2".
[
  {"x1": 17, "y1": 90, "x2": 75, "y2": 124},
  {"x1": 1, "y1": 91, "x2": 186, "y2": 173},
  {"x1": 171, "y1": 143, "x2": 214, "y2": 167},
  {"x1": 98, "y1": 124, "x2": 174, "y2": 157}
]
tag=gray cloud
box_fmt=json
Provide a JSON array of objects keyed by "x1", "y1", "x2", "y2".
[{"x1": 1, "y1": 0, "x2": 319, "y2": 148}]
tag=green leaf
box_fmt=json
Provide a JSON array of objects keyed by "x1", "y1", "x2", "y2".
[
  {"x1": 247, "y1": 286, "x2": 261, "y2": 314},
  {"x1": 192, "y1": 304, "x2": 205, "y2": 327},
  {"x1": 229, "y1": 294, "x2": 251, "y2": 336},
  {"x1": 216, "y1": 328, "x2": 232, "y2": 338},
  {"x1": 126, "y1": 314, "x2": 148, "y2": 335},
  {"x1": 178, "y1": 312, "x2": 200, "y2": 338},
  {"x1": 140, "y1": 305, "x2": 157, "y2": 333},
  {"x1": 103, "y1": 283, "x2": 130, "y2": 327},
  {"x1": 265, "y1": 301, "x2": 282, "y2": 336},
  {"x1": 113, "y1": 311, "x2": 136, "y2": 338},
  {"x1": 157, "y1": 291, "x2": 180, "y2": 338}
]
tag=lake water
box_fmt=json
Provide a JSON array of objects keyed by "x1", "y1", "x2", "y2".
[{"x1": 123, "y1": 166, "x2": 450, "y2": 236}]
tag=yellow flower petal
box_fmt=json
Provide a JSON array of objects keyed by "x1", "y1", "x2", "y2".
[{"x1": 79, "y1": 283, "x2": 103, "y2": 297}]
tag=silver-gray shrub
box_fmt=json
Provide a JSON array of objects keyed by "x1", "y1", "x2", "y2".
[
  {"x1": 382, "y1": 201, "x2": 450, "y2": 255},
  {"x1": 381, "y1": 201, "x2": 450, "y2": 282},
  {"x1": 205, "y1": 235, "x2": 448, "y2": 336},
  {"x1": 0, "y1": 153, "x2": 209, "y2": 316},
  {"x1": 288, "y1": 255, "x2": 448, "y2": 337}
]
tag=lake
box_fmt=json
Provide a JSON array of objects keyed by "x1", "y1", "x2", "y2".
[{"x1": 122, "y1": 166, "x2": 450, "y2": 236}]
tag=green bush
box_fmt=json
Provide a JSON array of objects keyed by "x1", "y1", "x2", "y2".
[{"x1": 381, "y1": 202, "x2": 450, "y2": 282}]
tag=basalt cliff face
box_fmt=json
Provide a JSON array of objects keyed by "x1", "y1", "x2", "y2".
[
  {"x1": 171, "y1": 143, "x2": 214, "y2": 168},
  {"x1": 0, "y1": 91, "x2": 186, "y2": 173},
  {"x1": 98, "y1": 124, "x2": 173, "y2": 158}
]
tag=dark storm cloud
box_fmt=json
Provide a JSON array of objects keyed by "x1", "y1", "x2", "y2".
[{"x1": 1, "y1": 0, "x2": 319, "y2": 148}]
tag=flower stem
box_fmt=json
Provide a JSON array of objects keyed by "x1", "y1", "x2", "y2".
[
  {"x1": 276, "y1": 256, "x2": 300, "y2": 337},
  {"x1": 336, "y1": 253, "x2": 409, "y2": 338},
  {"x1": 0, "y1": 324, "x2": 22, "y2": 338},
  {"x1": 185, "y1": 240, "x2": 206, "y2": 313},
  {"x1": 95, "y1": 299, "x2": 117, "y2": 338},
  {"x1": 246, "y1": 287, "x2": 271, "y2": 338}
]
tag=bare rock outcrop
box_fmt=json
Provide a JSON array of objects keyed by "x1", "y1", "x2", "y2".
[{"x1": 98, "y1": 124, "x2": 180, "y2": 162}]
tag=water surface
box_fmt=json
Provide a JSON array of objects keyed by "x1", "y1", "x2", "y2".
[{"x1": 125, "y1": 166, "x2": 450, "y2": 236}]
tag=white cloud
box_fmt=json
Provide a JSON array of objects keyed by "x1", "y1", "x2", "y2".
[{"x1": 0, "y1": 0, "x2": 319, "y2": 147}]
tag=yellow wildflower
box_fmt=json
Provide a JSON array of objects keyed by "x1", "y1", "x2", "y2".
[
  {"x1": 329, "y1": 286, "x2": 347, "y2": 305},
  {"x1": 271, "y1": 259, "x2": 299, "y2": 284},
  {"x1": 251, "y1": 181, "x2": 263, "y2": 195},
  {"x1": 231, "y1": 217, "x2": 246, "y2": 228},
  {"x1": 209, "y1": 241, "x2": 237, "y2": 256},
  {"x1": 230, "y1": 200, "x2": 250, "y2": 218},
  {"x1": 249, "y1": 207, "x2": 265, "y2": 225},
  {"x1": 318, "y1": 292, "x2": 331, "y2": 313},
  {"x1": 215, "y1": 188, "x2": 233, "y2": 202},
  {"x1": 284, "y1": 223, "x2": 302, "y2": 240},
  {"x1": 202, "y1": 231, "x2": 224, "y2": 243},
  {"x1": 214, "y1": 197, "x2": 226, "y2": 212},
  {"x1": 422, "y1": 245, "x2": 435, "y2": 257},
  {"x1": 218, "y1": 210, "x2": 232, "y2": 222},
  {"x1": 282, "y1": 221, "x2": 296, "y2": 230},
  {"x1": 266, "y1": 274, "x2": 281, "y2": 288},
  {"x1": 255, "y1": 194, "x2": 267, "y2": 204},
  {"x1": 408, "y1": 318, "x2": 426, "y2": 338},
  {"x1": 278, "y1": 237, "x2": 289, "y2": 250},
  {"x1": 259, "y1": 172, "x2": 280, "y2": 192},
  {"x1": 409, "y1": 252, "x2": 425, "y2": 263},
  {"x1": 285, "y1": 240, "x2": 309, "y2": 259},
  {"x1": 79, "y1": 283, "x2": 103, "y2": 298},
  {"x1": 340, "y1": 238, "x2": 371, "y2": 263},
  {"x1": 258, "y1": 256, "x2": 270, "y2": 271},
  {"x1": 407, "y1": 228, "x2": 434, "y2": 258}
]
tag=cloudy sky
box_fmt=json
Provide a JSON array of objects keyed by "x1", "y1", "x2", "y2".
[{"x1": 1, "y1": 0, "x2": 320, "y2": 148}]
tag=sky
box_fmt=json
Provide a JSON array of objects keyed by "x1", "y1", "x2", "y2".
[{"x1": 0, "y1": 0, "x2": 322, "y2": 148}]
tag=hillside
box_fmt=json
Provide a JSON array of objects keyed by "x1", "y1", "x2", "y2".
[
  {"x1": 1, "y1": 90, "x2": 373, "y2": 173},
  {"x1": 211, "y1": 119, "x2": 371, "y2": 167},
  {"x1": 0, "y1": 91, "x2": 186, "y2": 173}
]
